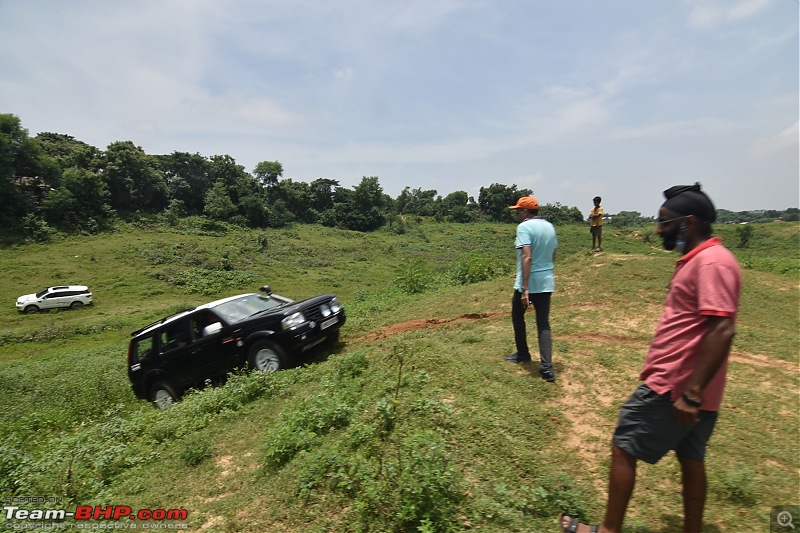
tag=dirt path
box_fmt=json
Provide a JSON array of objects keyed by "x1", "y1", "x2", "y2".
[
  {"x1": 353, "y1": 310, "x2": 798, "y2": 493},
  {"x1": 357, "y1": 311, "x2": 798, "y2": 373}
]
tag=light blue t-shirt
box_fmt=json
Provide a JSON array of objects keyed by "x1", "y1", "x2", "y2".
[{"x1": 514, "y1": 217, "x2": 557, "y2": 293}]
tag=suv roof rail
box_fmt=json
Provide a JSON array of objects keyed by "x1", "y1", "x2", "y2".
[{"x1": 131, "y1": 308, "x2": 196, "y2": 337}]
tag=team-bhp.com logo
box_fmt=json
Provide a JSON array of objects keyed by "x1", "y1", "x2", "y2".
[{"x1": 4, "y1": 504, "x2": 188, "y2": 528}]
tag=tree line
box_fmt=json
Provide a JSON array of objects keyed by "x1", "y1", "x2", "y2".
[
  {"x1": 1, "y1": 113, "x2": 795, "y2": 243},
  {"x1": 0, "y1": 114, "x2": 588, "y2": 240}
]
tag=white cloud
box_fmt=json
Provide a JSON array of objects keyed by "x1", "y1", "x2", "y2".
[
  {"x1": 0, "y1": 0, "x2": 795, "y2": 213},
  {"x1": 333, "y1": 67, "x2": 355, "y2": 80},
  {"x1": 751, "y1": 121, "x2": 800, "y2": 156},
  {"x1": 687, "y1": 0, "x2": 774, "y2": 28}
]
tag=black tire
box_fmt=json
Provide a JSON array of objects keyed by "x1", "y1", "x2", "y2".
[
  {"x1": 149, "y1": 381, "x2": 179, "y2": 410},
  {"x1": 69, "y1": 301, "x2": 84, "y2": 310},
  {"x1": 24, "y1": 305, "x2": 39, "y2": 314},
  {"x1": 248, "y1": 340, "x2": 287, "y2": 373},
  {"x1": 327, "y1": 329, "x2": 341, "y2": 343}
]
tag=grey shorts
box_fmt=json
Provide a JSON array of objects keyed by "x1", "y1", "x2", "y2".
[{"x1": 612, "y1": 384, "x2": 718, "y2": 464}]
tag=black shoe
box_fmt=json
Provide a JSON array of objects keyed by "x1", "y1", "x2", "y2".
[
  {"x1": 539, "y1": 369, "x2": 556, "y2": 382},
  {"x1": 505, "y1": 352, "x2": 532, "y2": 363}
]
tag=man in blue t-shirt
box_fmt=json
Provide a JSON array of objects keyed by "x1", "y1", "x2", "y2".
[{"x1": 505, "y1": 196, "x2": 558, "y2": 382}]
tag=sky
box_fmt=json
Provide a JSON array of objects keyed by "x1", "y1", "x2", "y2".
[{"x1": 0, "y1": 0, "x2": 797, "y2": 215}]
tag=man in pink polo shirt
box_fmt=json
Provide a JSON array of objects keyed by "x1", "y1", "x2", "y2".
[{"x1": 559, "y1": 183, "x2": 742, "y2": 533}]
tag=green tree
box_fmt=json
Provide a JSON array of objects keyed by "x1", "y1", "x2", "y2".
[
  {"x1": 320, "y1": 178, "x2": 387, "y2": 232},
  {"x1": 36, "y1": 132, "x2": 102, "y2": 174},
  {"x1": 539, "y1": 203, "x2": 584, "y2": 225},
  {"x1": 204, "y1": 181, "x2": 237, "y2": 220},
  {"x1": 309, "y1": 178, "x2": 339, "y2": 213},
  {"x1": 253, "y1": 160, "x2": 283, "y2": 189},
  {"x1": 208, "y1": 155, "x2": 251, "y2": 206},
  {"x1": 41, "y1": 186, "x2": 80, "y2": 228},
  {"x1": 478, "y1": 183, "x2": 532, "y2": 222},
  {"x1": 158, "y1": 152, "x2": 213, "y2": 215},
  {"x1": 103, "y1": 141, "x2": 167, "y2": 211},
  {"x1": 0, "y1": 114, "x2": 43, "y2": 229},
  {"x1": 272, "y1": 179, "x2": 316, "y2": 223},
  {"x1": 60, "y1": 167, "x2": 113, "y2": 230},
  {"x1": 396, "y1": 187, "x2": 439, "y2": 216},
  {"x1": 608, "y1": 211, "x2": 649, "y2": 227},
  {"x1": 441, "y1": 191, "x2": 477, "y2": 222}
]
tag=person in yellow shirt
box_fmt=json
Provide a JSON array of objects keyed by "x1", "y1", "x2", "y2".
[{"x1": 589, "y1": 196, "x2": 603, "y2": 251}]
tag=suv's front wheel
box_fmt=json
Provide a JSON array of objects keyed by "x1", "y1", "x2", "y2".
[
  {"x1": 248, "y1": 340, "x2": 287, "y2": 373},
  {"x1": 149, "y1": 381, "x2": 179, "y2": 410}
]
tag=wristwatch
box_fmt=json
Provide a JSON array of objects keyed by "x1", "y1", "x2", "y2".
[{"x1": 681, "y1": 392, "x2": 703, "y2": 408}]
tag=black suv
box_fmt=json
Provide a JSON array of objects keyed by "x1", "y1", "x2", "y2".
[{"x1": 127, "y1": 286, "x2": 345, "y2": 408}]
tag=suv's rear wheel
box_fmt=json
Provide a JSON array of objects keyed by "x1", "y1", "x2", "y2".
[
  {"x1": 248, "y1": 340, "x2": 286, "y2": 373},
  {"x1": 70, "y1": 301, "x2": 84, "y2": 309},
  {"x1": 149, "y1": 381, "x2": 179, "y2": 410}
]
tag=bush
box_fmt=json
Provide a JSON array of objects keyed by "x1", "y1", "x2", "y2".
[
  {"x1": 736, "y1": 224, "x2": 755, "y2": 248},
  {"x1": 262, "y1": 393, "x2": 355, "y2": 470},
  {"x1": 716, "y1": 466, "x2": 758, "y2": 504},
  {"x1": 449, "y1": 256, "x2": 505, "y2": 285},
  {"x1": 22, "y1": 213, "x2": 53, "y2": 242},
  {"x1": 179, "y1": 434, "x2": 213, "y2": 466},
  {"x1": 395, "y1": 258, "x2": 433, "y2": 294},
  {"x1": 155, "y1": 268, "x2": 256, "y2": 295}
]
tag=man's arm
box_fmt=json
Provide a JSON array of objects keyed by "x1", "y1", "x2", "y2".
[
  {"x1": 520, "y1": 245, "x2": 532, "y2": 306},
  {"x1": 673, "y1": 315, "x2": 736, "y2": 424}
]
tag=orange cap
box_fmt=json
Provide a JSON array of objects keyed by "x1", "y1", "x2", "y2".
[{"x1": 508, "y1": 196, "x2": 540, "y2": 210}]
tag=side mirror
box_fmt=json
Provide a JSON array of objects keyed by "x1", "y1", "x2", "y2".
[
  {"x1": 259, "y1": 285, "x2": 272, "y2": 295},
  {"x1": 202, "y1": 322, "x2": 223, "y2": 337}
]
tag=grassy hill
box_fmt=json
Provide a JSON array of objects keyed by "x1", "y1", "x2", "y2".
[{"x1": 0, "y1": 218, "x2": 797, "y2": 532}]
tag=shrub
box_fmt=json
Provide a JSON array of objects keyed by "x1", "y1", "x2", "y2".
[
  {"x1": 736, "y1": 224, "x2": 755, "y2": 248},
  {"x1": 179, "y1": 434, "x2": 213, "y2": 467},
  {"x1": 155, "y1": 268, "x2": 256, "y2": 295},
  {"x1": 22, "y1": 213, "x2": 53, "y2": 242},
  {"x1": 395, "y1": 258, "x2": 433, "y2": 294},
  {"x1": 262, "y1": 393, "x2": 355, "y2": 470},
  {"x1": 449, "y1": 256, "x2": 505, "y2": 285},
  {"x1": 716, "y1": 466, "x2": 758, "y2": 504}
]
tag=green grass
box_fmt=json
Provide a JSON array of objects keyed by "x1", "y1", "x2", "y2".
[{"x1": 0, "y1": 218, "x2": 797, "y2": 532}]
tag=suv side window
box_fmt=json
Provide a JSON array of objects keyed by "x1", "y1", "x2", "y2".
[
  {"x1": 134, "y1": 335, "x2": 155, "y2": 361},
  {"x1": 191, "y1": 312, "x2": 216, "y2": 339},
  {"x1": 160, "y1": 320, "x2": 192, "y2": 353}
]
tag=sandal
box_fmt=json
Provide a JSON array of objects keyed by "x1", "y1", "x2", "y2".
[{"x1": 558, "y1": 512, "x2": 599, "y2": 533}]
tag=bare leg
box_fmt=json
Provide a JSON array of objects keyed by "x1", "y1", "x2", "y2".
[
  {"x1": 677, "y1": 453, "x2": 706, "y2": 533},
  {"x1": 557, "y1": 444, "x2": 636, "y2": 533},
  {"x1": 601, "y1": 444, "x2": 637, "y2": 533}
]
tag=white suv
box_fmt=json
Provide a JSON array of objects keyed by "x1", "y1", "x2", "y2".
[{"x1": 16, "y1": 286, "x2": 93, "y2": 313}]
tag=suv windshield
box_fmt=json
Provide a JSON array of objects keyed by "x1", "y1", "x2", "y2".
[
  {"x1": 35, "y1": 289, "x2": 49, "y2": 298},
  {"x1": 212, "y1": 294, "x2": 284, "y2": 323}
]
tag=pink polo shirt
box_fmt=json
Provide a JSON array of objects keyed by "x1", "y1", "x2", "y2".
[{"x1": 639, "y1": 237, "x2": 742, "y2": 411}]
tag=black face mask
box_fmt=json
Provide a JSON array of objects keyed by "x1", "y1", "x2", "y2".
[{"x1": 661, "y1": 221, "x2": 687, "y2": 252}]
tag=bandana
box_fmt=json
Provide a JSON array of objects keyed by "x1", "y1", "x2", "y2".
[{"x1": 661, "y1": 182, "x2": 716, "y2": 223}]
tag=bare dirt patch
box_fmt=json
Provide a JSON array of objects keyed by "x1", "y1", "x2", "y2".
[
  {"x1": 356, "y1": 311, "x2": 506, "y2": 341},
  {"x1": 730, "y1": 351, "x2": 798, "y2": 372}
]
